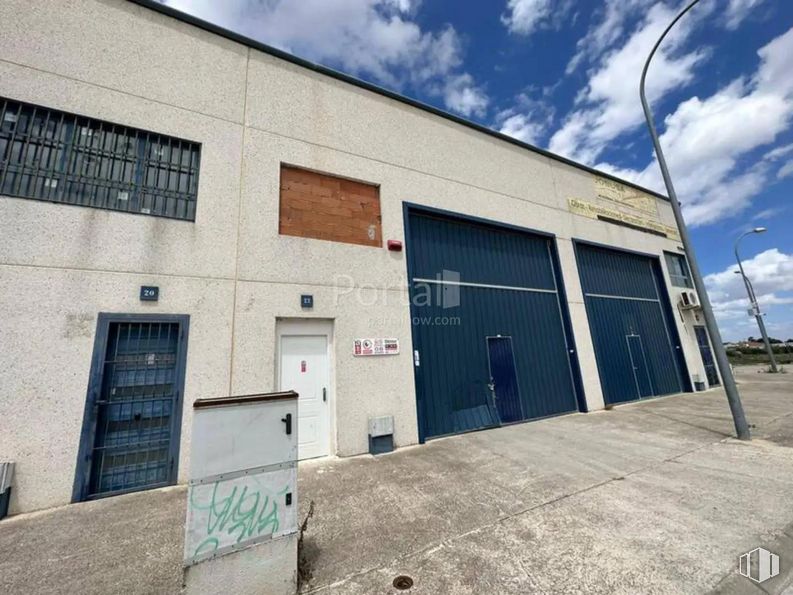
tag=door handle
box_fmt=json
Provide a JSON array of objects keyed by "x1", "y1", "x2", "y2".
[
  {"x1": 323, "y1": 387, "x2": 327, "y2": 402},
  {"x1": 281, "y1": 413, "x2": 292, "y2": 435}
]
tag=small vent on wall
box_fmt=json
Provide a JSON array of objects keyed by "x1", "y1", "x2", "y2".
[{"x1": 368, "y1": 415, "x2": 394, "y2": 455}]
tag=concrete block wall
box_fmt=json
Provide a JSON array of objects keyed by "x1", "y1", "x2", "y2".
[{"x1": 0, "y1": 0, "x2": 705, "y2": 514}]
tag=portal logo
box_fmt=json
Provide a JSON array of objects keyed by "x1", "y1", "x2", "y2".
[{"x1": 738, "y1": 547, "x2": 780, "y2": 584}]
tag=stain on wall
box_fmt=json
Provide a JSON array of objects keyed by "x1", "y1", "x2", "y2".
[{"x1": 64, "y1": 313, "x2": 95, "y2": 339}]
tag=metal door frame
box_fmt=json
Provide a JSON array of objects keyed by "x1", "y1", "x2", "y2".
[
  {"x1": 649, "y1": 260, "x2": 689, "y2": 392},
  {"x1": 485, "y1": 335, "x2": 525, "y2": 423},
  {"x1": 625, "y1": 333, "x2": 654, "y2": 398},
  {"x1": 275, "y1": 319, "x2": 334, "y2": 460},
  {"x1": 72, "y1": 313, "x2": 190, "y2": 503},
  {"x1": 404, "y1": 202, "x2": 587, "y2": 443},
  {"x1": 694, "y1": 325, "x2": 720, "y2": 386},
  {"x1": 573, "y1": 239, "x2": 693, "y2": 406}
]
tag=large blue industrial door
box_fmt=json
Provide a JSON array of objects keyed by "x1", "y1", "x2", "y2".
[
  {"x1": 406, "y1": 207, "x2": 583, "y2": 441},
  {"x1": 576, "y1": 243, "x2": 690, "y2": 405},
  {"x1": 486, "y1": 336, "x2": 523, "y2": 424}
]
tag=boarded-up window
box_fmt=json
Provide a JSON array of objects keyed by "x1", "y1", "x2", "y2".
[{"x1": 279, "y1": 165, "x2": 382, "y2": 247}]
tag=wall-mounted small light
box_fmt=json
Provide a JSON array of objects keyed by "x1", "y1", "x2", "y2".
[{"x1": 387, "y1": 240, "x2": 403, "y2": 252}]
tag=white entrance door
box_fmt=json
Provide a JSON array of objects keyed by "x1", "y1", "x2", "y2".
[{"x1": 279, "y1": 333, "x2": 331, "y2": 460}]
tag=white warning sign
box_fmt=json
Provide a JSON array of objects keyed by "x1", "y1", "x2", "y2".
[{"x1": 353, "y1": 338, "x2": 400, "y2": 356}]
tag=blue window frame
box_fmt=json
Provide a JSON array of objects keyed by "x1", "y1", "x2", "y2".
[
  {"x1": 0, "y1": 97, "x2": 200, "y2": 220},
  {"x1": 664, "y1": 252, "x2": 693, "y2": 288}
]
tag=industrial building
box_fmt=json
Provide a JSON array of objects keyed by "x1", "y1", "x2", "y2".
[{"x1": 0, "y1": 0, "x2": 720, "y2": 515}]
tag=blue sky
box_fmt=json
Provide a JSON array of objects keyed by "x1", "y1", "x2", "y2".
[{"x1": 161, "y1": 0, "x2": 793, "y2": 341}]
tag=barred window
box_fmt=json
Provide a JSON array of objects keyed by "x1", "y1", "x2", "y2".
[
  {"x1": 0, "y1": 97, "x2": 200, "y2": 221},
  {"x1": 664, "y1": 252, "x2": 693, "y2": 288}
]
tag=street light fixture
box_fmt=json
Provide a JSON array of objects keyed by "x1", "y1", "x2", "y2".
[
  {"x1": 640, "y1": 0, "x2": 750, "y2": 439},
  {"x1": 735, "y1": 227, "x2": 779, "y2": 372}
]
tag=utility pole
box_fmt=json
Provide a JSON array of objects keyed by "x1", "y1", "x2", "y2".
[
  {"x1": 640, "y1": 0, "x2": 750, "y2": 439},
  {"x1": 735, "y1": 228, "x2": 779, "y2": 372}
]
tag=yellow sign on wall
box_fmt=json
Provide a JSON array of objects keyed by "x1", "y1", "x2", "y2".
[
  {"x1": 568, "y1": 198, "x2": 680, "y2": 240},
  {"x1": 593, "y1": 176, "x2": 657, "y2": 214}
]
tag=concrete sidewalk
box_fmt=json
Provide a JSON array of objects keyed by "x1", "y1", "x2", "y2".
[
  {"x1": 1, "y1": 366, "x2": 792, "y2": 594},
  {"x1": 298, "y1": 366, "x2": 793, "y2": 594}
]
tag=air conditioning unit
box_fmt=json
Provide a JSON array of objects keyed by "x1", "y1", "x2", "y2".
[{"x1": 679, "y1": 291, "x2": 699, "y2": 310}]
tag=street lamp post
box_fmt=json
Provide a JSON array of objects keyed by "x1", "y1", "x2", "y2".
[
  {"x1": 735, "y1": 228, "x2": 779, "y2": 372},
  {"x1": 734, "y1": 270, "x2": 757, "y2": 304},
  {"x1": 640, "y1": 0, "x2": 750, "y2": 439}
]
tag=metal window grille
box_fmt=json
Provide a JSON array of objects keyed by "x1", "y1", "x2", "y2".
[
  {"x1": 0, "y1": 97, "x2": 200, "y2": 220},
  {"x1": 88, "y1": 322, "x2": 181, "y2": 497},
  {"x1": 664, "y1": 252, "x2": 693, "y2": 288}
]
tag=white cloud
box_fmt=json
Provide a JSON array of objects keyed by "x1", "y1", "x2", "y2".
[
  {"x1": 753, "y1": 207, "x2": 786, "y2": 221},
  {"x1": 724, "y1": 0, "x2": 769, "y2": 30},
  {"x1": 706, "y1": 248, "x2": 793, "y2": 299},
  {"x1": 161, "y1": 0, "x2": 486, "y2": 116},
  {"x1": 712, "y1": 294, "x2": 793, "y2": 313},
  {"x1": 778, "y1": 160, "x2": 793, "y2": 180},
  {"x1": 501, "y1": 0, "x2": 575, "y2": 37},
  {"x1": 705, "y1": 249, "x2": 793, "y2": 340},
  {"x1": 558, "y1": 0, "x2": 773, "y2": 159},
  {"x1": 594, "y1": 27, "x2": 793, "y2": 226},
  {"x1": 567, "y1": 0, "x2": 768, "y2": 75},
  {"x1": 565, "y1": 0, "x2": 653, "y2": 75},
  {"x1": 493, "y1": 91, "x2": 555, "y2": 144},
  {"x1": 501, "y1": 0, "x2": 552, "y2": 36},
  {"x1": 442, "y1": 74, "x2": 489, "y2": 117},
  {"x1": 382, "y1": 0, "x2": 422, "y2": 13},
  {"x1": 498, "y1": 114, "x2": 544, "y2": 144},
  {"x1": 549, "y1": 2, "x2": 709, "y2": 164},
  {"x1": 763, "y1": 142, "x2": 793, "y2": 161}
]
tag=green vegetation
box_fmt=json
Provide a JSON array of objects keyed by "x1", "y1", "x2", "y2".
[{"x1": 726, "y1": 344, "x2": 793, "y2": 366}]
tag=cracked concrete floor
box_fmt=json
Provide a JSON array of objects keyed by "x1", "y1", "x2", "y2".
[{"x1": 1, "y1": 366, "x2": 791, "y2": 594}]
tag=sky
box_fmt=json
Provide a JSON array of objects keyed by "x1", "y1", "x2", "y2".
[{"x1": 159, "y1": 0, "x2": 793, "y2": 342}]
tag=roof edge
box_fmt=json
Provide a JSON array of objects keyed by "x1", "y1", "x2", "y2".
[{"x1": 127, "y1": 0, "x2": 669, "y2": 202}]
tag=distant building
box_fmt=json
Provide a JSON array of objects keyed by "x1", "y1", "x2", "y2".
[{"x1": 737, "y1": 341, "x2": 767, "y2": 349}]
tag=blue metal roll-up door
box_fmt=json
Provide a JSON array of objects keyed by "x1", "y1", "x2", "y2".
[
  {"x1": 575, "y1": 243, "x2": 691, "y2": 405},
  {"x1": 405, "y1": 207, "x2": 583, "y2": 441}
]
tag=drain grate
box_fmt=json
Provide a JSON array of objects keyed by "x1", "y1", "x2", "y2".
[{"x1": 393, "y1": 575, "x2": 414, "y2": 590}]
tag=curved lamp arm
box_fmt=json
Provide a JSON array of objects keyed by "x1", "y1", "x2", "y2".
[
  {"x1": 734, "y1": 231, "x2": 756, "y2": 304},
  {"x1": 639, "y1": 1, "x2": 703, "y2": 149}
]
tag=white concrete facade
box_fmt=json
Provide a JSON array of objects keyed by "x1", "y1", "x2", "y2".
[{"x1": 0, "y1": 0, "x2": 713, "y2": 514}]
